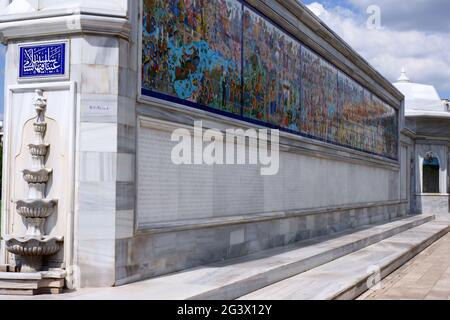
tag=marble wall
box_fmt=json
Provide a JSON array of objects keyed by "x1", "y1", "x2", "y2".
[
  {"x1": 136, "y1": 118, "x2": 401, "y2": 226},
  {"x1": 1, "y1": 0, "x2": 409, "y2": 289},
  {"x1": 110, "y1": 0, "x2": 407, "y2": 285},
  {"x1": 414, "y1": 195, "x2": 449, "y2": 216},
  {"x1": 116, "y1": 201, "x2": 408, "y2": 285}
]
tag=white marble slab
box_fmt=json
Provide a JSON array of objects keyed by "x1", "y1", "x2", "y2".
[
  {"x1": 79, "y1": 123, "x2": 117, "y2": 153},
  {"x1": 56, "y1": 214, "x2": 436, "y2": 299},
  {"x1": 241, "y1": 220, "x2": 450, "y2": 300},
  {"x1": 116, "y1": 210, "x2": 134, "y2": 240}
]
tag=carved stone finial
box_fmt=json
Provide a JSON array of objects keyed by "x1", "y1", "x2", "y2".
[
  {"x1": 397, "y1": 67, "x2": 411, "y2": 83},
  {"x1": 33, "y1": 89, "x2": 47, "y2": 114}
]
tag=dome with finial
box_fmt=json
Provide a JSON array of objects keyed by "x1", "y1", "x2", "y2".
[
  {"x1": 397, "y1": 67, "x2": 411, "y2": 83},
  {"x1": 393, "y1": 67, "x2": 447, "y2": 115}
]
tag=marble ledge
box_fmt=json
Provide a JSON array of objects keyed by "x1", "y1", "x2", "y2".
[
  {"x1": 415, "y1": 193, "x2": 450, "y2": 197},
  {"x1": 136, "y1": 199, "x2": 409, "y2": 236},
  {"x1": 0, "y1": 270, "x2": 66, "y2": 280},
  {"x1": 0, "y1": 13, "x2": 131, "y2": 42}
]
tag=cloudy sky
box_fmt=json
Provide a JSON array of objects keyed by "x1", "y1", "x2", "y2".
[{"x1": 302, "y1": 0, "x2": 450, "y2": 98}]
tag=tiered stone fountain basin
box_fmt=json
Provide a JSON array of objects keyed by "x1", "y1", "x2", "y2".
[
  {"x1": 23, "y1": 168, "x2": 53, "y2": 184},
  {"x1": 28, "y1": 143, "x2": 50, "y2": 157},
  {"x1": 5, "y1": 237, "x2": 62, "y2": 257},
  {"x1": 16, "y1": 199, "x2": 57, "y2": 218},
  {"x1": 4, "y1": 237, "x2": 63, "y2": 273},
  {"x1": 0, "y1": 90, "x2": 65, "y2": 295},
  {"x1": 16, "y1": 199, "x2": 59, "y2": 239}
]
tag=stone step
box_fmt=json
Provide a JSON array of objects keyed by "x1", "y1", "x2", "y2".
[
  {"x1": 239, "y1": 220, "x2": 450, "y2": 300},
  {"x1": 68, "y1": 214, "x2": 434, "y2": 300},
  {"x1": 0, "y1": 270, "x2": 66, "y2": 296}
]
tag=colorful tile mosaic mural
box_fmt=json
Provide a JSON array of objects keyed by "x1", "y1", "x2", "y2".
[
  {"x1": 141, "y1": 0, "x2": 399, "y2": 160},
  {"x1": 338, "y1": 72, "x2": 366, "y2": 150},
  {"x1": 337, "y1": 73, "x2": 398, "y2": 159},
  {"x1": 242, "y1": 7, "x2": 302, "y2": 131},
  {"x1": 301, "y1": 47, "x2": 338, "y2": 142},
  {"x1": 142, "y1": 0, "x2": 242, "y2": 114}
]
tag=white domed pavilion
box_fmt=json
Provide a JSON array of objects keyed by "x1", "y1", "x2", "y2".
[
  {"x1": 395, "y1": 68, "x2": 450, "y2": 217},
  {"x1": 394, "y1": 68, "x2": 449, "y2": 115}
]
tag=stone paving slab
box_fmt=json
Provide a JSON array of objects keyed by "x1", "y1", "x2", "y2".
[
  {"x1": 359, "y1": 231, "x2": 450, "y2": 300},
  {"x1": 0, "y1": 215, "x2": 433, "y2": 300},
  {"x1": 239, "y1": 220, "x2": 450, "y2": 300}
]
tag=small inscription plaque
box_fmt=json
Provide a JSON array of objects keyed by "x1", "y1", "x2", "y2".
[{"x1": 19, "y1": 42, "x2": 67, "y2": 79}]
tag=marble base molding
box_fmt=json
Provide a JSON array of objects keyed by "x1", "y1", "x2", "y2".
[
  {"x1": 116, "y1": 201, "x2": 409, "y2": 286},
  {"x1": 414, "y1": 194, "x2": 450, "y2": 216},
  {"x1": 0, "y1": 269, "x2": 66, "y2": 295},
  {"x1": 137, "y1": 200, "x2": 409, "y2": 235}
]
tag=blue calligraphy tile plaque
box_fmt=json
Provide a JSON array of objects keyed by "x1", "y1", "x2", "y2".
[{"x1": 19, "y1": 43, "x2": 66, "y2": 79}]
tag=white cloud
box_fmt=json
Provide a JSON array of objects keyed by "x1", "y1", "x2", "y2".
[
  {"x1": 306, "y1": 2, "x2": 450, "y2": 98},
  {"x1": 347, "y1": 0, "x2": 450, "y2": 33}
]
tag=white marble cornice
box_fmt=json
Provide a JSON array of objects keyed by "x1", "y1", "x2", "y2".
[
  {"x1": 406, "y1": 111, "x2": 450, "y2": 119},
  {"x1": 0, "y1": 0, "x2": 127, "y2": 15},
  {"x1": 0, "y1": 0, "x2": 129, "y2": 41},
  {"x1": 0, "y1": 11, "x2": 131, "y2": 42}
]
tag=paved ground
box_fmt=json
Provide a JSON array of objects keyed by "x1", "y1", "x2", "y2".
[{"x1": 359, "y1": 232, "x2": 450, "y2": 300}]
